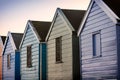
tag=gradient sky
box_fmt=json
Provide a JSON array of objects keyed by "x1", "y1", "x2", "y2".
[{"x1": 0, "y1": 0, "x2": 90, "y2": 36}]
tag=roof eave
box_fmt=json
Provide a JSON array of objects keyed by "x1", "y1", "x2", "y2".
[
  {"x1": 2, "y1": 31, "x2": 17, "y2": 55},
  {"x1": 45, "y1": 8, "x2": 75, "y2": 41},
  {"x1": 95, "y1": 0, "x2": 119, "y2": 23},
  {"x1": 77, "y1": 0, "x2": 119, "y2": 36},
  {"x1": 77, "y1": 0, "x2": 93, "y2": 36},
  {"x1": 29, "y1": 21, "x2": 41, "y2": 42},
  {"x1": 45, "y1": 8, "x2": 60, "y2": 41}
]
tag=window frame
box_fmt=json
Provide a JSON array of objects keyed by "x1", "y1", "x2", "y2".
[
  {"x1": 55, "y1": 36, "x2": 63, "y2": 63},
  {"x1": 7, "y1": 54, "x2": 11, "y2": 69},
  {"x1": 27, "y1": 45, "x2": 32, "y2": 68},
  {"x1": 92, "y1": 31, "x2": 102, "y2": 57}
]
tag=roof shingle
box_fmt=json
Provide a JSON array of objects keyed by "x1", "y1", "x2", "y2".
[
  {"x1": 103, "y1": 0, "x2": 120, "y2": 18},
  {"x1": 11, "y1": 33, "x2": 23, "y2": 49},
  {"x1": 62, "y1": 9, "x2": 86, "y2": 31},
  {"x1": 30, "y1": 21, "x2": 51, "y2": 42},
  {"x1": 1, "y1": 36, "x2": 6, "y2": 44}
]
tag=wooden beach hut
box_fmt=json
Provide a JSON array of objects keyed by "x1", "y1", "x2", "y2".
[
  {"x1": 2, "y1": 32, "x2": 23, "y2": 80},
  {"x1": 0, "y1": 36, "x2": 6, "y2": 80},
  {"x1": 46, "y1": 8, "x2": 86, "y2": 80},
  {"x1": 77, "y1": 0, "x2": 120, "y2": 79},
  {"x1": 19, "y1": 20, "x2": 51, "y2": 80}
]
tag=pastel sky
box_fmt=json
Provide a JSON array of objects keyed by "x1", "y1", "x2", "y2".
[{"x1": 0, "y1": 0, "x2": 90, "y2": 36}]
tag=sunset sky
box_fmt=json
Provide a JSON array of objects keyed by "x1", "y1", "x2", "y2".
[{"x1": 0, "y1": 0, "x2": 90, "y2": 36}]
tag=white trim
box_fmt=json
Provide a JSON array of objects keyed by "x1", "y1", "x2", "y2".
[
  {"x1": 19, "y1": 22, "x2": 28, "y2": 49},
  {"x1": 77, "y1": 0, "x2": 94, "y2": 36},
  {"x1": 95, "y1": 0, "x2": 118, "y2": 23},
  {"x1": 9, "y1": 32, "x2": 16, "y2": 50},
  {"x1": 2, "y1": 31, "x2": 17, "y2": 55},
  {"x1": 58, "y1": 8, "x2": 75, "y2": 31},
  {"x1": 77, "y1": 0, "x2": 119, "y2": 36},
  {"x1": 45, "y1": 8, "x2": 74, "y2": 41},
  {"x1": 45, "y1": 9, "x2": 58, "y2": 41},
  {"x1": 29, "y1": 21, "x2": 41, "y2": 42},
  {"x1": 19, "y1": 20, "x2": 40, "y2": 49}
]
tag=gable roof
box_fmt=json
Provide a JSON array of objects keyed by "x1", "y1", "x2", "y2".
[
  {"x1": 2, "y1": 32, "x2": 23, "y2": 55},
  {"x1": 77, "y1": 0, "x2": 120, "y2": 36},
  {"x1": 103, "y1": 0, "x2": 120, "y2": 18},
  {"x1": 0, "y1": 36, "x2": 6, "y2": 56},
  {"x1": 29, "y1": 21, "x2": 51, "y2": 41},
  {"x1": 62, "y1": 9, "x2": 86, "y2": 31},
  {"x1": 46, "y1": 8, "x2": 86, "y2": 41},
  {"x1": 11, "y1": 33, "x2": 23, "y2": 49},
  {"x1": 1, "y1": 36, "x2": 6, "y2": 44},
  {"x1": 19, "y1": 20, "x2": 51, "y2": 49}
]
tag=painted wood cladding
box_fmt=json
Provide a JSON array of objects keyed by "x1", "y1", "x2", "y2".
[
  {"x1": 0, "y1": 40, "x2": 3, "y2": 80},
  {"x1": 20, "y1": 25, "x2": 40, "y2": 80},
  {"x1": 80, "y1": 2, "x2": 117, "y2": 80},
  {"x1": 3, "y1": 37, "x2": 15, "y2": 80},
  {"x1": 40, "y1": 43, "x2": 47, "y2": 80},
  {"x1": 15, "y1": 51, "x2": 21, "y2": 80},
  {"x1": 116, "y1": 23, "x2": 120, "y2": 79},
  {"x1": 20, "y1": 21, "x2": 49, "y2": 80},
  {"x1": 47, "y1": 12, "x2": 79, "y2": 80},
  {"x1": 0, "y1": 37, "x2": 5, "y2": 80}
]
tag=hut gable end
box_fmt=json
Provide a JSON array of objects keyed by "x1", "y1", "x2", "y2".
[{"x1": 78, "y1": 1, "x2": 118, "y2": 79}]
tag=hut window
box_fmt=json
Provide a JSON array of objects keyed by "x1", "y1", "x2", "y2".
[
  {"x1": 55, "y1": 37, "x2": 62, "y2": 63},
  {"x1": 7, "y1": 54, "x2": 11, "y2": 69},
  {"x1": 92, "y1": 31, "x2": 101, "y2": 57},
  {"x1": 27, "y1": 45, "x2": 32, "y2": 68}
]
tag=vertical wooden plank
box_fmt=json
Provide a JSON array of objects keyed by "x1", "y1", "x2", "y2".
[
  {"x1": 42, "y1": 43, "x2": 47, "y2": 80},
  {"x1": 72, "y1": 34, "x2": 80, "y2": 80},
  {"x1": 38, "y1": 43, "x2": 40, "y2": 80},
  {"x1": 116, "y1": 23, "x2": 120, "y2": 79},
  {"x1": 15, "y1": 50, "x2": 20, "y2": 80}
]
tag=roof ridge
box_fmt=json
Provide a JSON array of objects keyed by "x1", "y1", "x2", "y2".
[
  {"x1": 61, "y1": 9, "x2": 86, "y2": 31},
  {"x1": 61, "y1": 9, "x2": 86, "y2": 11},
  {"x1": 29, "y1": 20, "x2": 51, "y2": 23},
  {"x1": 29, "y1": 21, "x2": 51, "y2": 42}
]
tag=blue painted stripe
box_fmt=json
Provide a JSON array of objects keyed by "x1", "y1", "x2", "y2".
[
  {"x1": 38, "y1": 44, "x2": 40, "y2": 80},
  {"x1": 15, "y1": 51, "x2": 20, "y2": 80},
  {"x1": 42, "y1": 43, "x2": 47, "y2": 80}
]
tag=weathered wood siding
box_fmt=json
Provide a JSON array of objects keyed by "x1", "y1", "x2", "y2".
[
  {"x1": 80, "y1": 2, "x2": 117, "y2": 79},
  {"x1": 20, "y1": 25, "x2": 39, "y2": 80},
  {"x1": 47, "y1": 13, "x2": 73, "y2": 80},
  {"x1": 3, "y1": 37, "x2": 15, "y2": 80},
  {"x1": 0, "y1": 56, "x2": 2, "y2": 80},
  {"x1": 0, "y1": 39, "x2": 3, "y2": 80}
]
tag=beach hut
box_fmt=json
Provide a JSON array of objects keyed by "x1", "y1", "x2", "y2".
[
  {"x1": 2, "y1": 32, "x2": 23, "y2": 80},
  {"x1": 19, "y1": 20, "x2": 51, "y2": 80},
  {"x1": 46, "y1": 8, "x2": 86, "y2": 80},
  {"x1": 0, "y1": 36, "x2": 6, "y2": 80},
  {"x1": 77, "y1": 0, "x2": 120, "y2": 79}
]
